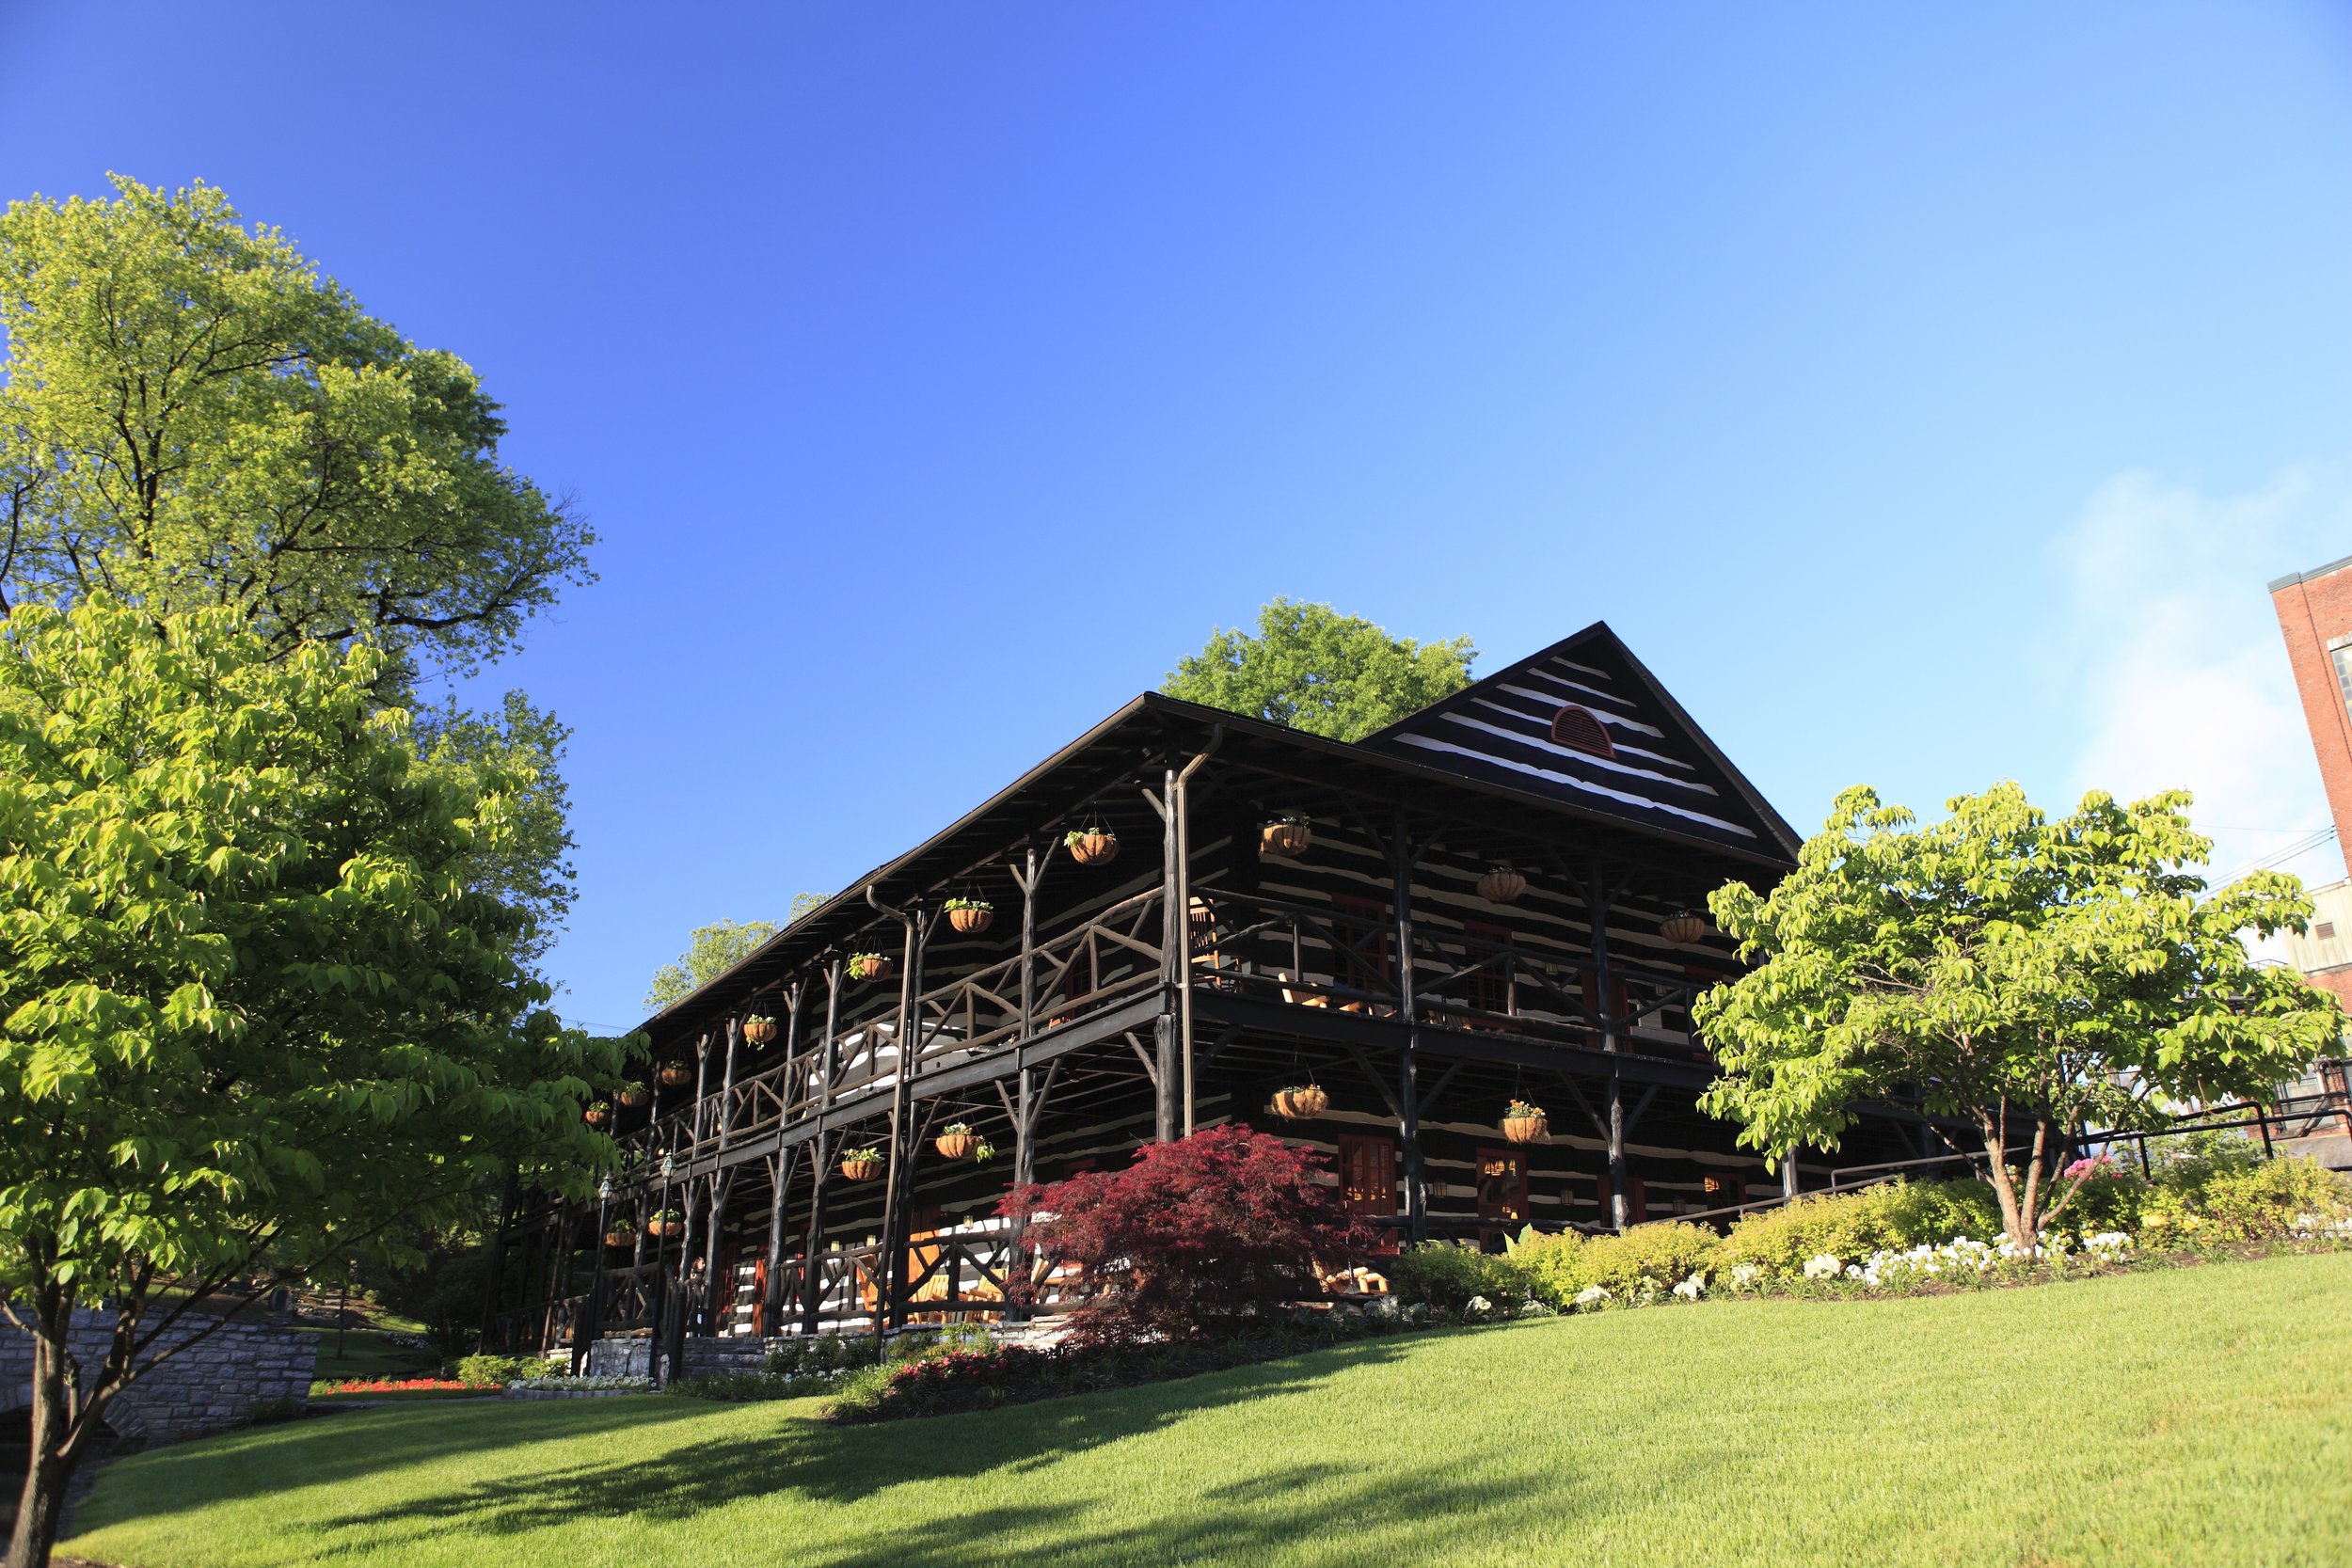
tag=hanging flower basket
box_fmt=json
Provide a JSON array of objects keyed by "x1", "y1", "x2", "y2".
[
  {"x1": 840, "y1": 1148, "x2": 884, "y2": 1181},
  {"x1": 583, "y1": 1102, "x2": 611, "y2": 1128},
  {"x1": 945, "y1": 898, "x2": 994, "y2": 936},
  {"x1": 645, "y1": 1211, "x2": 681, "y2": 1238},
  {"x1": 615, "y1": 1084, "x2": 648, "y2": 1109},
  {"x1": 1478, "y1": 866, "x2": 1527, "y2": 904},
  {"x1": 849, "y1": 952, "x2": 894, "y2": 983},
  {"x1": 742, "y1": 1015, "x2": 778, "y2": 1047},
  {"x1": 934, "y1": 1124, "x2": 979, "y2": 1161},
  {"x1": 1502, "y1": 1100, "x2": 1549, "y2": 1145},
  {"x1": 1660, "y1": 911, "x2": 1709, "y2": 944},
  {"x1": 1271, "y1": 1085, "x2": 1328, "y2": 1120},
  {"x1": 1261, "y1": 816, "x2": 1312, "y2": 858},
  {"x1": 658, "y1": 1062, "x2": 693, "y2": 1088},
  {"x1": 1066, "y1": 828, "x2": 1120, "y2": 866},
  {"x1": 604, "y1": 1225, "x2": 636, "y2": 1249}
]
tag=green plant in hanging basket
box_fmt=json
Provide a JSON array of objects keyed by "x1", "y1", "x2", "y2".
[
  {"x1": 943, "y1": 898, "x2": 993, "y2": 912},
  {"x1": 848, "y1": 952, "x2": 892, "y2": 982}
]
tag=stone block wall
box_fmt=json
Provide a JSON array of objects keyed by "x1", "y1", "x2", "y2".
[{"x1": 0, "y1": 1307, "x2": 317, "y2": 1447}]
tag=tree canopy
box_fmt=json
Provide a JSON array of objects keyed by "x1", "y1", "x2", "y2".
[
  {"x1": 1692, "y1": 783, "x2": 2340, "y2": 1250},
  {"x1": 0, "y1": 597, "x2": 623, "y2": 1568},
  {"x1": 0, "y1": 176, "x2": 594, "y2": 678},
  {"x1": 644, "y1": 918, "x2": 782, "y2": 1014},
  {"x1": 1161, "y1": 599, "x2": 1474, "y2": 741}
]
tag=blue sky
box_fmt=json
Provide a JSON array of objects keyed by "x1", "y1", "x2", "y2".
[{"x1": 6, "y1": 4, "x2": 2351, "y2": 1032}]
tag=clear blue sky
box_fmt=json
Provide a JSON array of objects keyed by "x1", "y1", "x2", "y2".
[{"x1": 6, "y1": 4, "x2": 2350, "y2": 1032}]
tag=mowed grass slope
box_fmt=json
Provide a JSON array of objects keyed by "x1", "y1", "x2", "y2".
[{"x1": 66, "y1": 1253, "x2": 2352, "y2": 1568}]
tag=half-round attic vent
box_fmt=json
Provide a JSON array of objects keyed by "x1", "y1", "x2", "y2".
[{"x1": 1549, "y1": 704, "x2": 1615, "y2": 759}]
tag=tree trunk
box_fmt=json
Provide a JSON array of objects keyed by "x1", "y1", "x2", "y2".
[
  {"x1": 9, "y1": 1312, "x2": 90, "y2": 1568},
  {"x1": 1980, "y1": 1121, "x2": 2031, "y2": 1253}
]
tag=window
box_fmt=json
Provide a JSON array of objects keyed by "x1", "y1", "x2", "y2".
[
  {"x1": 1475, "y1": 1148, "x2": 1530, "y2": 1226},
  {"x1": 2332, "y1": 645, "x2": 2352, "y2": 726},
  {"x1": 2319, "y1": 922, "x2": 2338, "y2": 942},
  {"x1": 1549, "y1": 704, "x2": 1616, "y2": 759},
  {"x1": 1463, "y1": 920, "x2": 1515, "y2": 1015},
  {"x1": 1329, "y1": 894, "x2": 1393, "y2": 991}
]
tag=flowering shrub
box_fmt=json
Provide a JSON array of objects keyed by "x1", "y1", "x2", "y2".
[
  {"x1": 1003, "y1": 1125, "x2": 1370, "y2": 1342},
  {"x1": 1390, "y1": 1243, "x2": 1534, "y2": 1314},
  {"x1": 1515, "y1": 1222, "x2": 1717, "y2": 1305},
  {"x1": 2140, "y1": 1152, "x2": 2352, "y2": 1242},
  {"x1": 510, "y1": 1375, "x2": 648, "y2": 1392},
  {"x1": 308, "y1": 1376, "x2": 501, "y2": 1396},
  {"x1": 1713, "y1": 1180, "x2": 2001, "y2": 1276}
]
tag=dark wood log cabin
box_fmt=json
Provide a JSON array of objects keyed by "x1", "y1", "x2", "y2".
[{"x1": 484, "y1": 624, "x2": 1948, "y2": 1353}]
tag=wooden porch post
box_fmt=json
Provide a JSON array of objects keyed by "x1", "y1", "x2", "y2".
[
  {"x1": 875, "y1": 897, "x2": 926, "y2": 1332},
  {"x1": 1392, "y1": 806, "x2": 1426, "y2": 1245},
  {"x1": 1154, "y1": 766, "x2": 1180, "y2": 1143},
  {"x1": 701, "y1": 1016, "x2": 743, "y2": 1329},
  {"x1": 674, "y1": 1030, "x2": 711, "y2": 1325},
  {"x1": 801, "y1": 959, "x2": 843, "y2": 1333},
  {"x1": 1590, "y1": 863, "x2": 1629, "y2": 1231}
]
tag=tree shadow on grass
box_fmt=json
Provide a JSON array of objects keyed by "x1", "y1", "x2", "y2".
[{"x1": 78, "y1": 1334, "x2": 1443, "y2": 1559}]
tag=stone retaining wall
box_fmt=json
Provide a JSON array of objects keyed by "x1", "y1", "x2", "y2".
[{"x1": 0, "y1": 1307, "x2": 317, "y2": 1447}]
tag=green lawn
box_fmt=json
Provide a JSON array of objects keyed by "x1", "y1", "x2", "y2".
[
  {"x1": 65, "y1": 1253, "x2": 2352, "y2": 1568},
  {"x1": 302, "y1": 1327, "x2": 440, "y2": 1385}
]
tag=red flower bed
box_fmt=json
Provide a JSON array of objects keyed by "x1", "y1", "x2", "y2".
[{"x1": 316, "y1": 1377, "x2": 500, "y2": 1394}]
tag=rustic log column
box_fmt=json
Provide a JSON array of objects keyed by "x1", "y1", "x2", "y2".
[
  {"x1": 1392, "y1": 808, "x2": 1427, "y2": 1245},
  {"x1": 1589, "y1": 864, "x2": 1629, "y2": 1231},
  {"x1": 872, "y1": 893, "x2": 926, "y2": 1332},
  {"x1": 1171, "y1": 733, "x2": 1216, "y2": 1135},
  {"x1": 701, "y1": 1016, "x2": 743, "y2": 1328},
  {"x1": 1153, "y1": 766, "x2": 1181, "y2": 1143},
  {"x1": 674, "y1": 1030, "x2": 711, "y2": 1324},
  {"x1": 800, "y1": 1129, "x2": 834, "y2": 1333}
]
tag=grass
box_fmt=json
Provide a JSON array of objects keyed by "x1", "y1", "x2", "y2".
[
  {"x1": 301, "y1": 1327, "x2": 441, "y2": 1385},
  {"x1": 63, "y1": 1252, "x2": 2352, "y2": 1568}
]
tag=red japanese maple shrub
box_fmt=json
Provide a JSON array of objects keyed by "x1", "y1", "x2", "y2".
[{"x1": 1000, "y1": 1124, "x2": 1370, "y2": 1343}]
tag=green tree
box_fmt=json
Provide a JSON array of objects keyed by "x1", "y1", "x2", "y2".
[
  {"x1": 0, "y1": 176, "x2": 593, "y2": 972},
  {"x1": 1692, "y1": 783, "x2": 2340, "y2": 1253},
  {"x1": 644, "y1": 918, "x2": 782, "y2": 1013},
  {"x1": 413, "y1": 691, "x2": 577, "y2": 965},
  {"x1": 0, "y1": 599, "x2": 623, "y2": 1568},
  {"x1": 1162, "y1": 599, "x2": 1474, "y2": 740},
  {"x1": 0, "y1": 176, "x2": 593, "y2": 676}
]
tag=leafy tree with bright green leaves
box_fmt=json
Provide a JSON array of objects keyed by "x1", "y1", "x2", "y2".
[
  {"x1": 0, "y1": 176, "x2": 593, "y2": 675},
  {"x1": 1162, "y1": 599, "x2": 1474, "y2": 740},
  {"x1": 1693, "y1": 783, "x2": 2340, "y2": 1254},
  {"x1": 0, "y1": 598, "x2": 625, "y2": 1568},
  {"x1": 644, "y1": 918, "x2": 783, "y2": 1014},
  {"x1": 0, "y1": 176, "x2": 595, "y2": 974}
]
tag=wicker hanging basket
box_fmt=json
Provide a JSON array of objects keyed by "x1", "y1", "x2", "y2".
[
  {"x1": 582, "y1": 1105, "x2": 610, "y2": 1128},
  {"x1": 616, "y1": 1085, "x2": 648, "y2": 1109},
  {"x1": 658, "y1": 1062, "x2": 693, "y2": 1088},
  {"x1": 604, "y1": 1227, "x2": 635, "y2": 1249},
  {"x1": 645, "y1": 1214, "x2": 680, "y2": 1238},
  {"x1": 1271, "y1": 1085, "x2": 1329, "y2": 1120},
  {"x1": 946, "y1": 905, "x2": 994, "y2": 936},
  {"x1": 849, "y1": 953, "x2": 895, "y2": 983},
  {"x1": 1501, "y1": 1112, "x2": 1549, "y2": 1146},
  {"x1": 1067, "y1": 829, "x2": 1120, "y2": 866},
  {"x1": 840, "y1": 1153, "x2": 884, "y2": 1181},
  {"x1": 1477, "y1": 867, "x2": 1528, "y2": 904},
  {"x1": 1661, "y1": 911, "x2": 1709, "y2": 944},
  {"x1": 742, "y1": 1017, "x2": 778, "y2": 1047},
  {"x1": 934, "y1": 1131, "x2": 978, "y2": 1161},
  {"x1": 1261, "y1": 819, "x2": 1313, "y2": 858}
]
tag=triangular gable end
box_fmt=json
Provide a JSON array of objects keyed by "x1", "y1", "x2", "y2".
[{"x1": 1359, "y1": 622, "x2": 1802, "y2": 860}]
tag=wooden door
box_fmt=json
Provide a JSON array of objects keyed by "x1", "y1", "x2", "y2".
[{"x1": 1338, "y1": 1134, "x2": 1399, "y2": 1253}]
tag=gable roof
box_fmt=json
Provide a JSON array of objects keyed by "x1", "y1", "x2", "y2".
[{"x1": 1359, "y1": 621, "x2": 1802, "y2": 859}]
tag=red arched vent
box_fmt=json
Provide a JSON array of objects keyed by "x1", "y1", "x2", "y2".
[{"x1": 1549, "y1": 705, "x2": 1615, "y2": 759}]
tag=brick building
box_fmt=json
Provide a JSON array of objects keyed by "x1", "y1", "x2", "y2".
[{"x1": 2269, "y1": 555, "x2": 2352, "y2": 1019}]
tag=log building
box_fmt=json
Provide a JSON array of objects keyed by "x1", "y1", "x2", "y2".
[{"x1": 484, "y1": 624, "x2": 1948, "y2": 1354}]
